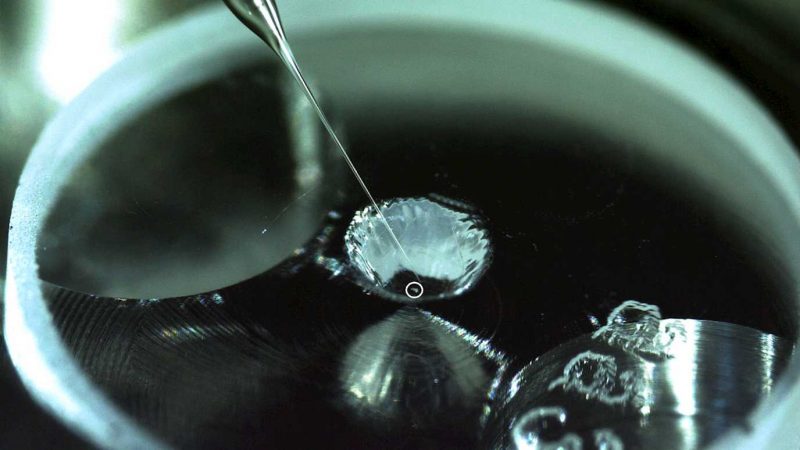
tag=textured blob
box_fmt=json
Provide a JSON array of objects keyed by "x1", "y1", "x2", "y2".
[
  {"x1": 345, "y1": 196, "x2": 491, "y2": 301},
  {"x1": 338, "y1": 308, "x2": 507, "y2": 437},
  {"x1": 592, "y1": 429, "x2": 624, "y2": 450},
  {"x1": 593, "y1": 300, "x2": 684, "y2": 360},
  {"x1": 547, "y1": 351, "x2": 648, "y2": 408},
  {"x1": 512, "y1": 406, "x2": 582, "y2": 450}
]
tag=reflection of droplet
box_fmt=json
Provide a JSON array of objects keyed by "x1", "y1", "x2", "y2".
[
  {"x1": 593, "y1": 428, "x2": 624, "y2": 450},
  {"x1": 512, "y1": 406, "x2": 582, "y2": 450},
  {"x1": 592, "y1": 300, "x2": 680, "y2": 360},
  {"x1": 339, "y1": 308, "x2": 504, "y2": 433},
  {"x1": 548, "y1": 351, "x2": 647, "y2": 408},
  {"x1": 345, "y1": 196, "x2": 491, "y2": 302}
]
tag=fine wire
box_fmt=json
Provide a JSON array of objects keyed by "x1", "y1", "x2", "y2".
[{"x1": 223, "y1": 0, "x2": 421, "y2": 285}]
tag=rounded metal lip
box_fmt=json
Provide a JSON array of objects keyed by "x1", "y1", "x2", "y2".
[{"x1": 5, "y1": 2, "x2": 800, "y2": 449}]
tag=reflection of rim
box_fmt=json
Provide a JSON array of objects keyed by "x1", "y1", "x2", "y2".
[{"x1": 5, "y1": 2, "x2": 800, "y2": 450}]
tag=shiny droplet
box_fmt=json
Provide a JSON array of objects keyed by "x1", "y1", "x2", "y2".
[{"x1": 345, "y1": 196, "x2": 491, "y2": 302}]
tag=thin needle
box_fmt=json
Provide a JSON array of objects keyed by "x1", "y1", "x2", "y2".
[{"x1": 223, "y1": 0, "x2": 420, "y2": 283}]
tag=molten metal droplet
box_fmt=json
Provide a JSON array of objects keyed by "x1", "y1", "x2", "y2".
[{"x1": 345, "y1": 196, "x2": 492, "y2": 302}]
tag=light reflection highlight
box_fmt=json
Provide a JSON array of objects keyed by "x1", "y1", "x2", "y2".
[
  {"x1": 37, "y1": 0, "x2": 121, "y2": 103},
  {"x1": 667, "y1": 320, "x2": 699, "y2": 416},
  {"x1": 338, "y1": 307, "x2": 507, "y2": 433}
]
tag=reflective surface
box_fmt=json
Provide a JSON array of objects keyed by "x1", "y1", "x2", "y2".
[
  {"x1": 41, "y1": 280, "x2": 506, "y2": 449},
  {"x1": 41, "y1": 275, "x2": 791, "y2": 449},
  {"x1": 484, "y1": 319, "x2": 790, "y2": 449}
]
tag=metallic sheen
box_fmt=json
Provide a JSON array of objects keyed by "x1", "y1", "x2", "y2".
[{"x1": 483, "y1": 319, "x2": 791, "y2": 450}]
